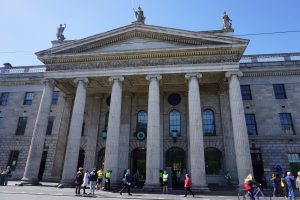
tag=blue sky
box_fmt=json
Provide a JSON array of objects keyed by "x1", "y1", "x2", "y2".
[{"x1": 1, "y1": 0, "x2": 300, "y2": 66}]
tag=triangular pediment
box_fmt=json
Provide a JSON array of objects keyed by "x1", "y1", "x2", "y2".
[{"x1": 36, "y1": 24, "x2": 248, "y2": 59}]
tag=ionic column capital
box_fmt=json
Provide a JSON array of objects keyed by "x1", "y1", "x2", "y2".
[
  {"x1": 108, "y1": 76, "x2": 124, "y2": 82},
  {"x1": 145, "y1": 74, "x2": 162, "y2": 81},
  {"x1": 185, "y1": 73, "x2": 202, "y2": 80},
  {"x1": 74, "y1": 77, "x2": 89, "y2": 86},
  {"x1": 225, "y1": 71, "x2": 243, "y2": 79}
]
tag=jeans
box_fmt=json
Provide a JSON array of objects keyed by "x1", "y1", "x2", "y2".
[
  {"x1": 288, "y1": 186, "x2": 295, "y2": 200},
  {"x1": 90, "y1": 181, "x2": 96, "y2": 195},
  {"x1": 75, "y1": 184, "x2": 81, "y2": 195}
]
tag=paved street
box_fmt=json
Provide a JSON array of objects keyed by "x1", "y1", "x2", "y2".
[{"x1": 0, "y1": 181, "x2": 296, "y2": 200}]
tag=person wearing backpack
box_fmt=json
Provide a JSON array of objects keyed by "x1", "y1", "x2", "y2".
[{"x1": 75, "y1": 167, "x2": 84, "y2": 196}]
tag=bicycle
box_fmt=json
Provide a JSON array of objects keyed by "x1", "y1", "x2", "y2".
[{"x1": 238, "y1": 186, "x2": 271, "y2": 200}]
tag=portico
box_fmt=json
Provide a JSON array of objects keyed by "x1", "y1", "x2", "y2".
[{"x1": 21, "y1": 22, "x2": 253, "y2": 189}]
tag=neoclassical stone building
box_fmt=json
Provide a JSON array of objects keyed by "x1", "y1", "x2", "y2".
[{"x1": 1, "y1": 19, "x2": 300, "y2": 189}]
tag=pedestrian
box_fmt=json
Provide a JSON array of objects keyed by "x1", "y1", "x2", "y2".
[
  {"x1": 74, "y1": 167, "x2": 84, "y2": 196},
  {"x1": 296, "y1": 171, "x2": 300, "y2": 193},
  {"x1": 162, "y1": 170, "x2": 169, "y2": 193},
  {"x1": 3, "y1": 166, "x2": 11, "y2": 186},
  {"x1": 96, "y1": 168, "x2": 104, "y2": 190},
  {"x1": 119, "y1": 169, "x2": 132, "y2": 196},
  {"x1": 284, "y1": 172, "x2": 295, "y2": 200},
  {"x1": 184, "y1": 174, "x2": 195, "y2": 197},
  {"x1": 270, "y1": 174, "x2": 277, "y2": 197},
  {"x1": 104, "y1": 169, "x2": 112, "y2": 191},
  {"x1": 244, "y1": 174, "x2": 261, "y2": 200},
  {"x1": 89, "y1": 168, "x2": 97, "y2": 196},
  {"x1": 159, "y1": 170, "x2": 163, "y2": 187},
  {"x1": 82, "y1": 170, "x2": 90, "y2": 195},
  {"x1": 224, "y1": 170, "x2": 232, "y2": 186}
]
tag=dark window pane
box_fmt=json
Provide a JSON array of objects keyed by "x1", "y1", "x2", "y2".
[
  {"x1": 245, "y1": 114, "x2": 258, "y2": 135},
  {"x1": 169, "y1": 109, "x2": 181, "y2": 136},
  {"x1": 0, "y1": 92, "x2": 9, "y2": 105},
  {"x1": 7, "y1": 151, "x2": 19, "y2": 170},
  {"x1": 203, "y1": 109, "x2": 215, "y2": 135},
  {"x1": 273, "y1": 84, "x2": 287, "y2": 99},
  {"x1": 279, "y1": 113, "x2": 294, "y2": 134},
  {"x1": 23, "y1": 92, "x2": 34, "y2": 105},
  {"x1": 15, "y1": 117, "x2": 28, "y2": 135},
  {"x1": 46, "y1": 116, "x2": 55, "y2": 135},
  {"x1": 136, "y1": 110, "x2": 148, "y2": 133},
  {"x1": 51, "y1": 91, "x2": 60, "y2": 105},
  {"x1": 240, "y1": 85, "x2": 252, "y2": 100}
]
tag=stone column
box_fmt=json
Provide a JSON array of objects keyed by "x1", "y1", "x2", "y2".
[
  {"x1": 51, "y1": 95, "x2": 73, "y2": 178},
  {"x1": 60, "y1": 78, "x2": 88, "y2": 185},
  {"x1": 185, "y1": 73, "x2": 208, "y2": 191},
  {"x1": 225, "y1": 71, "x2": 253, "y2": 185},
  {"x1": 219, "y1": 84, "x2": 238, "y2": 183},
  {"x1": 84, "y1": 96, "x2": 102, "y2": 171},
  {"x1": 21, "y1": 79, "x2": 55, "y2": 184},
  {"x1": 117, "y1": 94, "x2": 132, "y2": 179},
  {"x1": 144, "y1": 74, "x2": 162, "y2": 190},
  {"x1": 103, "y1": 76, "x2": 124, "y2": 184}
]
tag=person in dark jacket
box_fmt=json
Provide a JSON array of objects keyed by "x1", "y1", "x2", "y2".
[
  {"x1": 119, "y1": 169, "x2": 132, "y2": 196},
  {"x1": 89, "y1": 168, "x2": 98, "y2": 196},
  {"x1": 75, "y1": 167, "x2": 84, "y2": 196},
  {"x1": 184, "y1": 174, "x2": 195, "y2": 197}
]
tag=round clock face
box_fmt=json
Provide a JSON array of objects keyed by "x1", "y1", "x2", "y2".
[{"x1": 136, "y1": 131, "x2": 146, "y2": 141}]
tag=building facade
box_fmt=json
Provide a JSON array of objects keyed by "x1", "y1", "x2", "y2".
[{"x1": 1, "y1": 21, "x2": 300, "y2": 189}]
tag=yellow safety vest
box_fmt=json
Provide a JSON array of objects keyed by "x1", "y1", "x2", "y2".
[
  {"x1": 105, "y1": 171, "x2": 111, "y2": 178},
  {"x1": 163, "y1": 173, "x2": 168, "y2": 182}
]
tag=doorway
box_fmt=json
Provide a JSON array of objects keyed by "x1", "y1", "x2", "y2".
[
  {"x1": 165, "y1": 147, "x2": 186, "y2": 188},
  {"x1": 251, "y1": 153, "x2": 265, "y2": 185},
  {"x1": 77, "y1": 148, "x2": 85, "y2": 170},
  {"x1": 97, "y1": 148, "x2": 105, "y2": 169},
  {"x1": 38, "y1": 151, "x2": 48, "y2": 180},
  {"x1": 131, "y1": 147, "x2": 146, "y2": 186}
]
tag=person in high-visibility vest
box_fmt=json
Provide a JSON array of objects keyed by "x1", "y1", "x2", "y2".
[
  {"x1": 162, "y1": 170, "x2": 169, "y2": 193},
  {"x1": 105, "y1": 170, "x2": 112, "y2": 191},
  {"x1": 96, "y1": 168, "x2": 104, "y2": 190}
]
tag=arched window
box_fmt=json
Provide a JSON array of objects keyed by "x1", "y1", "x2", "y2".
[
  {"x1": 169, "y1": 109, "x2": 181, "y2": 136},
  {"x1": 203, "y1": 109, "x2": 215, "y2": 136},
  {"x1": 136, "y1": 110, "x2": 147, "y2": 133},
  {"x1": 204, "y1": 147, "x2": 222, "y2": 175},
  {"x1": 104, "y1": 112, "x2": 109, "y2": 131}
]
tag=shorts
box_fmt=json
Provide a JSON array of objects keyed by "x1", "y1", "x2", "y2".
[
  {"x1": 97, "y1": 178, "x2": 102, "y2": 184},
  {"x1": 163, "y1": 181, "x2": 168, "y2": 186}
]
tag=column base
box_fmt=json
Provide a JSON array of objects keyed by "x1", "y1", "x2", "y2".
[
  {"x1": 142, "y1": 183, "x2": 162, "y2": 192},
  {"x1": 20, "y1": 177, "x2": 41, "y2": 186},
  {"x1": 59, "y1": 179, "x2": 75, "y2": 187}
]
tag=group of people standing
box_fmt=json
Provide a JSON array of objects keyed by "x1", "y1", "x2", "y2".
[
  {"x1": 0, "y1": 166, "x2": 11, "y2": 186},
  {"x1": 270, "y1": 171, "x2": 300, "y2": 199},
  {"x1": 74, "y1": 167, "x2": 111, "y2": 196}
]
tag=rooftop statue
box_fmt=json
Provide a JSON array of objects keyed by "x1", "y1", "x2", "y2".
[
  {"x1": 56, "y1": 24, "x2": 66, "y2": 42},
  {"x1": 222, "y1": 12, "x2": 233, "y2": 31},
  {"x1": 134, "y1": 6, "x2": 146, "y2": 24}
]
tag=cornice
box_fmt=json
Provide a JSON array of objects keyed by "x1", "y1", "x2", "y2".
[{"x1": 242, "y1": 71, "x2": 300, "y2": 77}]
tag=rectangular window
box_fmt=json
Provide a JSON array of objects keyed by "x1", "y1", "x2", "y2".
[
  {"x1": 8, "y1": 150, "x2": 19, "y2": 170},
  {"x1": 273, "y1": 84, "x2": 287, "y2": 99},
  {"x1": 279, "y1": 113, "x2": 295, "y2": 134},
  {"x1": 23, "y1": 92, "x2": 34, "y2": 105},
  {"x1": 287, "y1": 153, "x2": 300, "y2": 175},
  {"x1": 81, "y1": 122, "x2": 85, "y2": 136},
  {"x1": 15, "y1": 117, "x2": 28, "y2": 135},
  {"x1": 46, "y1": 116, "x2": 55, "y2": 135},
  {"x1": 0, "y1": 92, "x2": 9, "y2": 105},
  {"x1": 240, "y1": 85, "x2": 252, "y2": 100},
  {"x1": 52, "y1": 91, "x2": 60, "y2": 105},
  {"x1": 245, "y1": 114, "x2": 258, "y2": 135}
]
